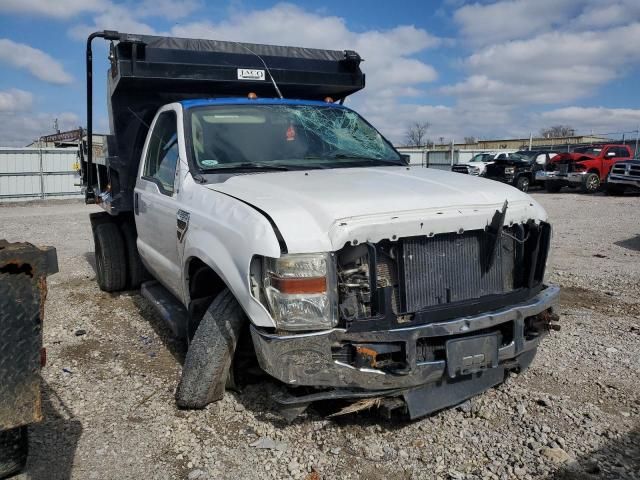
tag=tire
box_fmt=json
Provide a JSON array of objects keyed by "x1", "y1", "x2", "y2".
[
  {"x1": 545, "y1": 181, "x2": 562, "y2": 193},
  {"x1": 581, "y1": 173, "x2": 600, "y2": 194},
  {"x1": 175, "y1": 289, "x2": 245, "y2": 409},
  {"x1": 0, "y1": 427, "x2": 28, "y2": 478},
  {"x1": 120, "y1": 222, "x2": 148, "y2": 290},
  {"x1": 605, "y1": 183, "x2": 626, "y2": 196},
  {"x1": 94, "y1": 222, "x2": 127, "y2": 292},
  {"x1": 516, "y1": 176, "x2": 530, "y2": 192}
]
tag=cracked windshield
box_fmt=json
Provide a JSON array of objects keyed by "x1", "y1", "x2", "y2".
[{"x1": 189, "y1": 104, "x2": 402, "y2": 170}]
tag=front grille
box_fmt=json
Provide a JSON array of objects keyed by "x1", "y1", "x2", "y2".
[
  {"x1": 401, "y1": 230, "x2": 518, "y2": 312},
  {"x1": 452, "y1": 165, "x2": 469, "y2": 174},
  {"x1": 630, "y1": 165, "x2": 640, "y2": 177},
  {"x1": 612, "y1": 165, "x2": 626, "y2": 175}
]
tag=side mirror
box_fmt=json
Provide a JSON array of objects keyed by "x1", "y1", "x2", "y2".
[{"x1": 401, "y1": 154, "x2": 411, "y2": 165}]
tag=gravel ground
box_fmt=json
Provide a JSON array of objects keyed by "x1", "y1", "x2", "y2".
[{"x1": 1, "y1": 192, "x2": 639, "y2": 480}]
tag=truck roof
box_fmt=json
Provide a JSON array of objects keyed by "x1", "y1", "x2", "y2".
[{"x1": 180, "y1": 98, "x2": 348, "y2": 109}]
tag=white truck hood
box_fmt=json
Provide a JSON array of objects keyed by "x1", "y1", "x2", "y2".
[{"x1": 206, "y1": 166, "x2": 547, "y2": 253}]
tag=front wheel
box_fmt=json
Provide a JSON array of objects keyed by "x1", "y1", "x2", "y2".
[
  {"x1": 0, "y1": 427, "x2": 28, "y2": 478},
  {"x1": 175, "y1": 289, "x2": 245, "y2": 409},
  {"x1": 516, "y1": 176, "x2": 530, "y2": 192},
  {"x1": 581, "y1": 173, "x2": 600, "y2": 193}
]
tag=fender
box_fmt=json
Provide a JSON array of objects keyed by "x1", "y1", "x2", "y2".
[{"x1": 180, "y1": 188, "x2": 282, "y2": 328}]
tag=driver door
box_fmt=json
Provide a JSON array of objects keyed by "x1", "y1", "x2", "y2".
[{"x1": 134, "y1": 108, "x2": 183, "y2": 298}]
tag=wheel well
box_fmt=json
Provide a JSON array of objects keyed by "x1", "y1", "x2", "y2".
[
  {"x1": 587, "y1": 169, "x2": 600, "y2": 175},
  {"x1": 186, "y1": 258, "x2": 227, "y2": 336},
  {"x1": 187, "y1": 258, "x2": 226, "y2": 301}
]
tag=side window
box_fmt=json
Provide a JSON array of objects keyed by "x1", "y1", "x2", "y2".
[
  {"x1": 143, "y1": 111, "x2": 179, "y2": 195},
  {"x1": 497, "y1": 153, "x2": 506, "y2": 159},
  {"x1": 615, "y1": 147, "x2": 629, "y2": 158}
]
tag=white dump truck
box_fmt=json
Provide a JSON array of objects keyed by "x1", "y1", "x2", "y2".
[{"x1": 80, "y1": 31, "x2": 559, "y2": 420}]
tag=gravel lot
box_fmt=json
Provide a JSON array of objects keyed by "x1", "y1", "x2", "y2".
[{"x1": 1, "y1": 191, "x2": 639, "y2": 480}]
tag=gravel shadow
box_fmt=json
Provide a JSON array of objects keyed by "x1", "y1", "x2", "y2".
[
  {"x1": 131, "y1": 294, "x2": 187, "y2": 365},
  {"x1": 22, "y1": 382, "x2": 82, "y2": 480},
  {"x1": 548, "y1": 426, "x2": 639, "y2": 479},
  {"x1": 82, "y1": 252, "x2": 96, "y2": 275},
  {"x1": 614, "y1": 235, "x2": 640, "y2": 252}
]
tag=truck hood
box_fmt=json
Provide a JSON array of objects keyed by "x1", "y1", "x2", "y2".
[
  {"x1": 552, "y1": 152, "x2": 595, "y2": 163},
  {"x1": 205, "y1": 166, "x2": 547, "y2": 253}
]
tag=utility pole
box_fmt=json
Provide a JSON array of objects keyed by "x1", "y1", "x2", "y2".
[{"x1": 529, "y1": 132, "x2": 532, "y2": 151}]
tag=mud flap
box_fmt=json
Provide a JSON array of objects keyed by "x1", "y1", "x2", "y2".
[{"x1": 402, "y1": 366, "x2": 505, "y2": 420}]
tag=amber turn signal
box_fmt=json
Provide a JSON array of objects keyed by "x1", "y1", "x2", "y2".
[
  {"x1": 248, "y1": 92, "x2": 258, "y2": 99},
  {"x1": 270, "y1": 276, "x2": 327, "y2": 294}
]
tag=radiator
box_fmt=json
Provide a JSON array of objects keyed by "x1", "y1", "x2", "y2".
[{"x1": 401, "y1": 230, "x2": 517, "y2": 312}]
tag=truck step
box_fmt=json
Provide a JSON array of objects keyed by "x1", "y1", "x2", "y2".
[{"x1": 141, "y1": 281, "x2": 188, "y2": 339}]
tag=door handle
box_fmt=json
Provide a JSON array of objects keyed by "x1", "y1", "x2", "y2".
[{"x1": 134, "y1": 192, "x2": 140, "y2": 215}]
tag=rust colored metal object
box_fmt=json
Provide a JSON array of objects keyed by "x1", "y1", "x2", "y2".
[
  {"x1": 355, "y1": 346, "x2": 379, "y2": 368},
  {"x1": 0, "y1": 240, "x2": 57, "y2": 431}
]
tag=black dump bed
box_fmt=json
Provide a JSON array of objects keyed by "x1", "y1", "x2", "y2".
[{"x1": 83, "y1": 31, "x2": 365, "y2": 213}]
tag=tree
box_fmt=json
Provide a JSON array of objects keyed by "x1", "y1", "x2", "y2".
[
  {"x1": 540, "y1": 125, "x2": 575, "y2": 138},
  {"x1": 405, "y1": 122, "x2": 431, "y2": 147},
  {"x1": 463, "y1": 136, "x2": 476, "y2": 144}
]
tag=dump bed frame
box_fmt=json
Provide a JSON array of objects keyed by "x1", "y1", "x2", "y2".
[{"x1": 82, "y1": 30, "x2": 365, "y2": 214}]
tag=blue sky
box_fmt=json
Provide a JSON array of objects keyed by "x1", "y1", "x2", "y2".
[{"x1": 1, "y1": 0, "x2": 640, "y2": 146}]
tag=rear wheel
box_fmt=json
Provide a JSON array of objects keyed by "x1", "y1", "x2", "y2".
[
  {"x1": 94, "y1": 222, "x2": 127, "y2": 292},
  {"x1": 516, "y1": 176, "x2": 530, "y2": 192},
  {"x1": 0, "y1": 427, "x2": 28, "y2": 478},
  {"x1": 545, "y1": 181, "x2": 562, "y2": 193},
  {"x1": 581, "y1": 173, "x2": 600, "y2": 193},
  {"x1": 175, "y1": 289, "x2": 245, "y2": 408}
]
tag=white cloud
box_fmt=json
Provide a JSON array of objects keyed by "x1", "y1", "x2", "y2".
[
  {"x1": 0, "y1": 111, "x2": 80, "y2": 146},
  {"x1": 442, "y1": 22, "x2": 640, "y2": 107},
  {"x1": 68, "y1": 3, "x2": 159, "y2": 40},
  {"x1": 135, "y1": 0, "x2": 202, "y2": 20},
  {"x1": 169, "y1": 4, "x2": 440, "y2": 91},
  {"x1": 0, "y1": 89, "x2": 33, "y2": 113},
  {"x1": 0, "y1": 39, "x2": 73, "y2": 84},
  {"x1": 454, "y1": 0, "x2": 578, "y2": 46},
  {"x1": 536, "y1": 106, "x2": 640, "y2": 133},
  {"x1": 0, "y1": 0, "x2": 106, "y2": 19},
  {"x1": 0, "y1": 0, "x2": 201, "y2": 20}
]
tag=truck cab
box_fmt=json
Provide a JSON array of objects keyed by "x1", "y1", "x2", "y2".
[{"x1": 81, "y1": 31, "x2": 559, "y2": 420}]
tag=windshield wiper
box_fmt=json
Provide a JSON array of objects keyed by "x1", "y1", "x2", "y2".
[{"x1": 201, "y1": 162, "x2": 290, "y2": 172}]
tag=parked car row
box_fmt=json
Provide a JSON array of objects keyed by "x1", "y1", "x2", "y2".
[
  {"x1": 452, "y1": 150, "x2": 558, "y2": 192},
  {"x1": 452, "y1": 145, "x2": 638, "y2": 194}
]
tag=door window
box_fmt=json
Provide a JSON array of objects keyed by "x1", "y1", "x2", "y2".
[
  {"x1": 143, "y1": 111, "x2": 179, "y2": 195},
  {"x1": 613, "y1": 147, "x2": 629, "y2": 158}
]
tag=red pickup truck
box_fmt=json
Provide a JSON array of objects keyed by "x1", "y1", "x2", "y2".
[{"x1": 536, "y1": 144, "x2": 634, "y2": 193}]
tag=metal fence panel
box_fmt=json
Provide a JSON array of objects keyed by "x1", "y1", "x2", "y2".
[{"x1": 0, "y1": 148, "x2": 81, "y2": 201}]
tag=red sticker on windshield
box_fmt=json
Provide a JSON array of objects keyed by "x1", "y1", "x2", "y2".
[{"x1": 286, "y1": 124, "x2": 296, "y2": 142}]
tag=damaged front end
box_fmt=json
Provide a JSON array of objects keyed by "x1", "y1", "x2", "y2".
[{"x1": 251, "y1": 213, "x2": 559, "y2": 420}]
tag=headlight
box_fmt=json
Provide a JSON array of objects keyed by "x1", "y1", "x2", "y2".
[
  {"x1": 469, "y1": 166, "x2": 480, "y2": 173},
  {"x1": 505, "y1": 167, "x2": 515, "y2": 174},
  {"x1": 263, "y1": 253, "x2": 338, "y2": 331}
]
